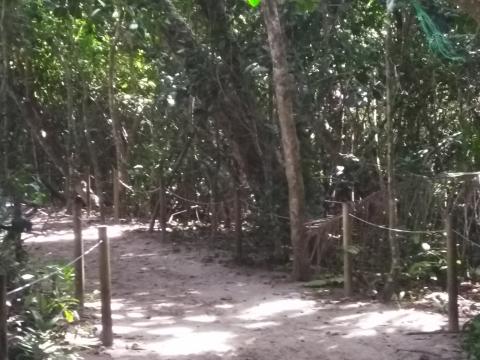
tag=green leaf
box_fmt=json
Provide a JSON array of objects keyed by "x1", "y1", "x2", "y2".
[
  {"x1": 63, "y1": 309, "x2": 75, "y2": 323},
  {"x1": 294, "y1": 0, "x2": 321, "y2": 12},
  {"x1": 247, "y1": 0, "x2": 261, "y2": 8}
]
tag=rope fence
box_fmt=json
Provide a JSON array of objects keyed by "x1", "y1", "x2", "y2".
[
  {"x1": 307, "y1": 200, "x2": 480, "y2": 333},
  {"x1": 348, "y1": 213, "x2": 445, "y2": 235},
  {"x1": 348, "y1": 212, "x2": 480, "y2": 250},
  {"x1": 165, "y1": 189, "x2": 234, "y2": 206},
  {"x1": 148, "y1": 167, "x2": 480, "y2": 224},
  {"x1": 453, "y1": 230, "x2": 480, "y2": 250},
  {"x1": 0, "y1": 225, "x2": 113, "y2": 358},
  {"x1": 7, "y1": 239, "x2": 103, "y2": 297}
]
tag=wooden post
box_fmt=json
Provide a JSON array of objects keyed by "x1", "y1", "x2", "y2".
[
  {"x1": 0, "y1": 272, "x2": 7, "y2": 360},
  {"x1": 446, "y1": 213, "x2": 459, "y2": 332},
  {"x1": 234, "y1": 187, "x2": 243, "y2": 260},
  {"x1": 113, "y1": 168, "x2": 120, "y2": 223},
  {"x1": 98, "y1": 226, "x2": 113, "y2": 346},
  {"x1": 73, "y1": 197, "x2": 85, "y2": 313},
  {"x1": 342, "y1": 203, "x2": 353, "y2": 297}
]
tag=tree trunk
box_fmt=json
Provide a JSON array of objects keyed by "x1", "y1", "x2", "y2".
[
  {"x1": 148, "y1": 198, "x2": 160, "y2": 232},
  {"x1": 113, "y1": 168, "x2": 120, "y2": 223},
  {"x1": 65, "y1": 53, "x2": 76, "y2": 214},
  {"x1": 262, "y1": 0, "x2": 310, "y2": 281},
  {"x1": 81, "y1": 82, "x2": 106, "y2": 223},
  {"x1": 382, "y1": 8, "x2": 401, "y2": 302},
  {"x1": 158, "y1": 177, "x2": 167, "y2": 241},
  {"x1": 210, "y1": 178, "x2": 218, "y2": 243},
  {"x1": 108, "y1": 7, "x2": 125, "y2": 221},
  {"x1": 0, "y1": 0, "x2": 7, "y2": 178},
  {"x1": 234, "y1": 185, "x2": 243, "y2": 261}
]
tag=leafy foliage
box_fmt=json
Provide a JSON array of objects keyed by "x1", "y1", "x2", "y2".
[
  {"x1": 8, "y1": 264, "x2": 80, "y2": 360},
  {"x1": 0, "y1": 0, "x2": 479, "y2": 339},
  {"x1": 464, "y1": 316, "x2": 480, "y2": 360}
]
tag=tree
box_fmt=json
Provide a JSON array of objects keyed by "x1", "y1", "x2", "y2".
[
  {"x1": 2, "y1": 0, "x2": 480, "y2": 291},
  {"x1": 262, "y1": 0, "x2": 310, "y2": 281},
  {"x1": 382, "y1": 2, "x2": 400, "y2": 302}
]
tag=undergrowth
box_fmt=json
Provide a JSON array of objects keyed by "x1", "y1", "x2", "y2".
[
  {"x1": 464, "y1": 315, "x2": 480, "y2": 360},
  {"x1": 1, "y1": 234, "x2": 81, "y2": 360}
]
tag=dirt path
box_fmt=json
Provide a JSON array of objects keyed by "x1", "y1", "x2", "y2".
[{"x1": 26, "y1": 221, "x2": 463, "y2": 360}]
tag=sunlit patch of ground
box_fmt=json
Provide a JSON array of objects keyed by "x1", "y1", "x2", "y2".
[
  {"x1": 25, "y1": 224, "x2": 130, "y2": 244},
  {"x1": 25, "y1": 218, "x2": 464, "y2": 360}
]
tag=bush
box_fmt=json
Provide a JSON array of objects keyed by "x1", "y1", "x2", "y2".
[
  {"x1": 464, "y1": 315, "x2": 480, "y2": 360},
  {"x1": 8, "y1": 264, "x2": 80, "y2": 360}
]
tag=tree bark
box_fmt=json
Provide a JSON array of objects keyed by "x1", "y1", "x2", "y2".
[
  {"x1": 209, "y1": 175, "x2": 218, "y2": 243},
  {"x1": 234, "y1": 185, "x2": 243, "y2": 261},
  {"x1": 0, "y1": 0, "x2": 7, "y2": 178},
  {"x1": 81, "y1": 82, "x2": 106, "y2": 223},
  {"x1": 158, "y1": 177, "x2": 167, "y2": 241},
  {"x1": 108, "y1": 7, "x2": 126, "y2": 221},
  {"x1": 382, "y1": 8, "x2": 401, "y2": 302},
  {"x1": 262, "y1": 0, "x2": 310, "y2": 281},
  {"x1": 65, "y1": 52, "x2": 76, "y2": 213}
]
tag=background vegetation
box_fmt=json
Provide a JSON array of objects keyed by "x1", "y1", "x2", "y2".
[{"x1": 1, "y1": 0, "x2": 480, "y2": 357}]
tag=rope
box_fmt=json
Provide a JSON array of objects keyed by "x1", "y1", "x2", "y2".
[
  {"x1": 166, "y1": 190, "x2": 222, "y2": 206},
  {"x1": 305, "y1": 215, "x2": 342, "y2": 227},
  {"x1": 348, "y1": 213, "x2": 444, "y2": 235},
  {"x1": 453, "y1": 230, "x2": 480, "y2": 250},
  {"x1": 152, "y1": 189, "x2": 235, "y2": 206},
  {"x1": 411, "y1": 0, "x2": 463, "y2": 62},
  {"x1": 7, "y1": 239, "x2": 103, "y2": 297},
  {"x1": 324, "y1": 199, "x2": 344, "y2": 204}
]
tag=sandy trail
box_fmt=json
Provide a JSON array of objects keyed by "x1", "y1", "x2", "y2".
[{"x1": 25, "y1": 220, "x2": 463, "y2": 360}]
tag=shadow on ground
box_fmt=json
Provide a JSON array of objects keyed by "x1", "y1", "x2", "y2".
[{"x1": 25, "y1": 218, "x2": 463, "y2": 360}]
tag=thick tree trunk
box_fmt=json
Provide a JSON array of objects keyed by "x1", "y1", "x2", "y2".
[{"x1": 262, "y1": 0, "x2": 310, "y2": 281}]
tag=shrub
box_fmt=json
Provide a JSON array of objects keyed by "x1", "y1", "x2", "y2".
[
  {"x1": 8, "y1": 264, "x2": 80, "y2": 360},
  {"x1": 464, "y1": 315, "x2": 480, "y2": 360}
]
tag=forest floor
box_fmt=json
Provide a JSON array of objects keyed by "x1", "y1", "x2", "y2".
[{"x1": 24, "y1": 213, "x2": 465, "y2": 360}]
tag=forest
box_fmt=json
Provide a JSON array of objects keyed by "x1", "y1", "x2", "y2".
[{"x1": 0, "y1": 0, "x2": 480, "y2": 359}]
